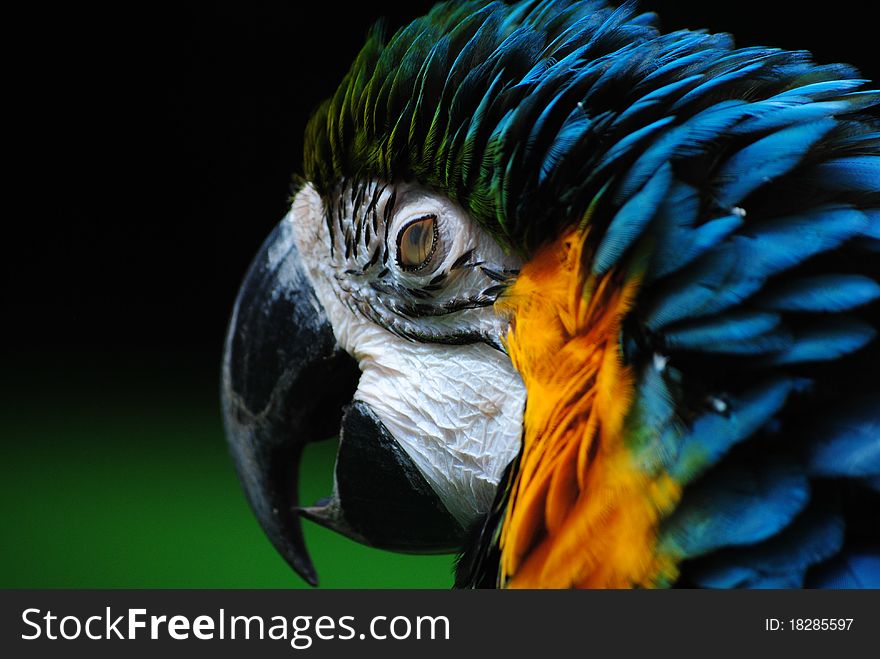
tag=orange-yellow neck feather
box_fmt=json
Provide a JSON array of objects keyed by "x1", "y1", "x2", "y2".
[{"x1": 496, "y1": 229, "x2": 681, "y2": 589}]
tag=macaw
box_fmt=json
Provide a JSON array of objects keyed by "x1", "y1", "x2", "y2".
[{"x1": 221, "y1": 0, "x2": 880, "y2": 588}]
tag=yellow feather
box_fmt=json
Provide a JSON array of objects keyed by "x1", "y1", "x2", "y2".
[{"x1": 496, "y1": 228, "x2": 683, "y2": 589}]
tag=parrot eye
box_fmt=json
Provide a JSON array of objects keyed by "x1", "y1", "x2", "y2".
[{"x1": 396, "y1": 214, "x2": 438, "y2": 272}]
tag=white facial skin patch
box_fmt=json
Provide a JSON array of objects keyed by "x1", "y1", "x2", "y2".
[{"x1": 290, "y1": 182, "x2": 526, "y2": 527}]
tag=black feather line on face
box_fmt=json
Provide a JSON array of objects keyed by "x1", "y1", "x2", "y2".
[
  {"x1": 343, "y1": 228, "x2": 353, "y2": 261},
  {"x1": 399, "y1": 296, "x2": 496, "y2": 318},
  {"x1": 324, "y1": 208, "x2": 336, "y2": 258},
  {"x1": 450, "y1": 248, "x2": 476, "y2": 270},
  {"x1": 481, "y1": 284, "x2": 507, "y2": 298},
  {"x1": 383, "y1": 188, "x2": 397, "y2": 243},
  {"x1": 336, "y1": 201, "x2": 345, "y2": 238},
  {"x1": 365, "y1": 244, "x2": 382, "y2": 270},
  {"x1": 480, "y1": 266, "x2": 509, "y2": 282},
  {"x1": 353, "y1": 215, "x2": 363, "y2": 257},
  {"x1": 365, "y1": 184, "x2": 384, "y2": 220}
]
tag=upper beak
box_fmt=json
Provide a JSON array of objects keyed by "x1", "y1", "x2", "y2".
[
  {"x1": 220, "y1": 217, "x2": 359, "y2": 585},
  {"x1": 221, "y1": 211, "x2": 463, "y2": 586}
]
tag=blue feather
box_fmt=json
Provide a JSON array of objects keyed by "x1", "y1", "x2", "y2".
[
  {"x1": 731, "y1": 206, "x2": 869, "y2": 279},
  {"x1": 615, "y1": 101, "x2": 752, "y2": 203},
  {"x1": 679, "y1": 214, "x2": 745, "y2": 267},
  {"x1": 834, "y1": 90, "x2": 880, "y2": 112},
  {"x1": 745, "y1": 574, "x2": 805, "y2": 588},
  {"x1": 674, "y1": 330, "x2": 792, "y2": 356},
  {"x1": 541, "y1": 6, "x2": 609, "y2": 55},
  {"x1": 835, "y1": 131, "x2": 880, "y2": 150},
  {"x1": 670, "y1": 61, "x2": 767, "y2": 111},
  {"x1": 865, "y1": 210, "x2": 880, "y2": 239},
  {"x1": 645, "y1": 202, "x2": 863, "y2": 325},
  {"x1": 663, "y1": 311, "x2": 781, "y2": 351},
  {"x1": 670, "y1": 378, "x2": 794, "y2": 483},
  {"x1": 730, "y1": 100, "x2": 847, "y2": 135},
  {"x1": 767, "y1": 318, "x2": 876, "y2": 365},
  {"x1": 688, "y1": 509, "x2": 845, "y2": 589},
  {"x1": 611, "y1": 74, "x2": 704, "y2": 128},
  {"x1": 807, "y1": 397, "x2": 880, "y2": 478},
  {"x1": 715, "y1": 119, "x2": 837, "y2": 208},
  {"x1": 659, "y1": 462, "x2": 810, "y2": 560},
  {"x1": 593, "y1": 162, "x2": 672, "y2": 274},
  {"x1": 641, "y1": 40, "x2": 728, "y2": 86},
  {"x1": 755, "y1": 275, "x2": 880, "y2": 312},
  {"x1": 807, "y1": 552, "x2": 880, "y2": 589},
  {"x1": 629, "y1": 360, "x2": 679, "y2": 474},
  {"x1": 646, "y1": 245, "x2": 764, "y2": 330},
  {"x1": 650, "y1": 182, "x2": 743, "y2": 279},
  {"x1": 539, "y1": 114, "x2": 593, "y2": 183},
  {"x1": 773, "y1": 79, "x2": 866, "y2": 101},
  {"x1": 812, "y1": 156, "x2": 880, "y2": 193},
  {"x1": 674, "y1": 102, "x2": 755, "y2": 157},
  {"x1": 592, "y1": 115, "x2": 676, "y2": 174}
]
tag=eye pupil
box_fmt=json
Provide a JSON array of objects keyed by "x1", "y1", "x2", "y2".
[{"x1": 397, "y1": 215, "x2": 437, "y2": 271}]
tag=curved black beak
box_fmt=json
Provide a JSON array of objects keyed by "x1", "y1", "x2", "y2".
[
  {"x1": 222, "y1": 212, "x2": 464, "y2": 586},
  {"x1": 221, "y1": 217, "x2": 360, "y2": 586}
]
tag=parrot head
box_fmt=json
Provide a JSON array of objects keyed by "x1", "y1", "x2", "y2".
[{"x1": 221, "y1": 177, "x2": 527, "y2": 585}]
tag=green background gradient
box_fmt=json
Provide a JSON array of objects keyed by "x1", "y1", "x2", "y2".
[{"x1": 0, "y1": 359, "x2": 454, "y2": 588}]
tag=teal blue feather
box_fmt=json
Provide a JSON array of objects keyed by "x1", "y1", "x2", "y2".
[
  {"x1": 647, "y1": 181, "x2": 700, "y2": 279},
  {"x1": 592, "y1": 115, "x2": 676, "y2": 175},
  {"x1": 593, "y1": 162, "x2": 672, "y2": 274},
  {"x1": 673, "y1": 330, "x2": 792, "y2": 355},
  {"x1": 663, "y1": 311, "x2": 782, "y2": 352},
  {"x1": 730, "y1": 100, "x2": 848, "y2": 135},
  {"x1": 773, "y1": 79, "x2": 867, "y2": 101},
  {"x1": 646, "y1": 246, "x2": 765, "y2": 330},
  {"x1": 715, "y1": 119, "x2": 837, "y2": 208},
  {"x1": 767, "y1": 318, "x2": 876, "y2": 365},
  {"x1": 806, "y1": 397, "x2": 880, "y2": 478},
  {"x1": 730, "y1": 206, "x2": 869, "y2": 279},
  {"x1": 687, "y1": 508, "x2": 845, "y2": 589},
  {"x1": 651, "y1": 213, "x2": 742, "y2": 281},
  {"x1": 611, "y1": 74, "x2": 704, "y2": 128},
  {"x1": 755, "y1": 275, "x2": 880, "y2": 312},
  {"x1": 628, "y1": 361, "x2": 679, "y2": 475},
  {"x1": 659, "y1": 462, "x2": 810, "y2": 560},
  {"x1": 615, "y1": 101, "x2": 753, "y2": 203},
  {"x1": 669, "y1": 60, "x2": 769, "y2": 112},
  {"x1": 640, "y1": 203, "x2": 868, "y2": 329},
  {"x1": 865, "y1": 210, "x2": 880, "y2": 239},
  {"x1": 669, "y1": 378, "x2": 794, "y2": 483},
  {"x1": 833, "y1": 90, "x2": 880, "y2": 112},
  {"x1": 808, "y1": 552, "x2": 880, "y2": 588},
  {"x1": 812, "y1": 156, "x2": 880, "y2": 192}
]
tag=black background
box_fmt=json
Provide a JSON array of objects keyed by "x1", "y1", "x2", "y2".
[{"x1": 7, "y1": 0, "x2": 879, "y2": 385}]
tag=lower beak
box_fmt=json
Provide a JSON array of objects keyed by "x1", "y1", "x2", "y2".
[{"x1": 221, "y1": 212, "x2": 463, "y2": 586}]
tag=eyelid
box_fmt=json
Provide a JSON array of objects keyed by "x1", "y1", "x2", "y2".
[{"x1": 396, "y1": 214, "x2": 439, "y2": 272}]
